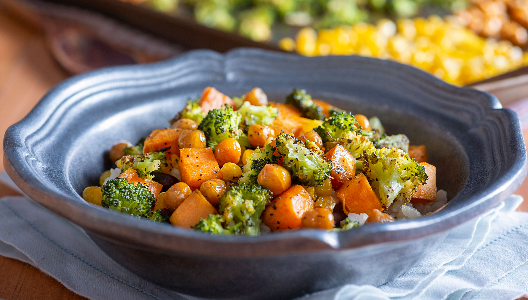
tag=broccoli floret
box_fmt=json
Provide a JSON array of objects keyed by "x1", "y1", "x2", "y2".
[
  {"x1": 314, "y1": 112, "x2": 360, "y2": 143},
  {"x1": 328, "y1": 107, "x2": 352, "y2": 116},
  {"x1": 123, "y1": 138, "x2": 145, "y2": 156},
  {"x1": 334, "y1": 131, "x2": 374, "y2": 159},
  {"x1": 285, "y1": 89, "x2": 326, "y2": 120},
  {"x1": 116, "y1": 152, "x2": 167, "y2": 180},
  {"x1": 171, "y1": 99, "x2": 206, "y2": 125},
  {"x1": 361, "y1": 147, "x2": 428, "y2": 207},
  {"x1": 237, "y1": 101, "x2": 279, "y2": 126},
  {"x1": 275, "y1": 133, "x2": 332, "y2": 186},
  {"x1": 238, "y1": 144, "x2": 278, "y2": 185},
  {"x1": 101, "y1": 178, "x2": 155, "y2": 218},
  {"x1": 193, "y1": 214, "x2": 231, "y2": 234},
  {"x1": 197, "y1": 104, "x2": 250, "y2": 151},
  {"x1": 331, "y1": 218, "x2": 360, "y2": 231},
  {"x1": 376, "y1": 134, "x2": 410, "y2": 153},
  {"x1": 148, "y1": 208, "x2": 171, "y2": 223},
  {"x1": 219, "y1": 184, "x2": 271, "y2": 236}
]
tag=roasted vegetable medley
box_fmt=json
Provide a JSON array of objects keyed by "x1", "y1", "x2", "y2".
[{"x1": 83, "y1": 87, "x2": 446, "y2": 235}]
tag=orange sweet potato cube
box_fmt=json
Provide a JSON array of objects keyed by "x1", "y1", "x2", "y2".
[
  {"x1": 336, "y1": 173, "x2": 382, "y2": 216},
  {"x1": 178, "y1": 148, "x2": 222, "y2": 189},
  {"x1": 325, "y1": 144, "x2": 356, "y2": 189},
  {"x1": 411, "y1": 162, "x2": 437, "y2": 203},
  {"x1": 170, "y1": 190, "x2": 217, "y2": 229},
  {"x1": 262, "y1": 185, "x2": 314, "y2": 231},
  {"x1": 143, "y1": 128, "x2": 183, "y2": 158}
]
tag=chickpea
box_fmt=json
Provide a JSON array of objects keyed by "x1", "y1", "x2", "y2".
[
  {"x1": 299, "y1": 130, "x2": 323, "y2": 150},
  {"x1": 164, "y1": 182, "x2": 192, "y2": 211},
  {"x1": 200, "y1": 179, "x2": 227, "y2": 206},
  {"x1": 315, "y1": 194, "x2": 339, "y2": 211},
  {"x1": 257, "y1": 164, "x2": 291, "y2": 196},
  {"x1": 315, "y1": 178, "x2": 334, "y2": 197},
  {"x1": 99, "y1": 170, "x2": 111, "y2": 186},
  {"x1": 221, "y1": 162, "x2": 243, "y2": 181},
  {"x1": 354, "y1": 114, "x2": 371, "y2": 131},
  {"x1": 109, "y1": 141, "x2": 131, "y2": 163},
  {"x1": 241, "y1": 149, "x2": 254, "y2": 165},
  {"x1": 82, "y1": 186, "x2": 102, "y2": 206},
  {"x1": 178, "y1": 130, "x2": 206, "y2": 149},
  {"x1": 248, "y1": 125, "x2": 275, "y2": 148},
  {"x1": 245, "y1": 87, "x2": 268, "y2": 106},
  {"x1": 171, "y1": 118, "x2": 198, "y2": 130},
  {"x1": 215, "y1": 138, "x2": 241, "y2": 166},
  {"x1": 301, "y1": 208, "x2": 335, "y2": 230}
]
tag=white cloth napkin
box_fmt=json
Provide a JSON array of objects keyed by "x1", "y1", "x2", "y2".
[{"x1": 1, "y1": 171, "x2": 527, "y2": 300}]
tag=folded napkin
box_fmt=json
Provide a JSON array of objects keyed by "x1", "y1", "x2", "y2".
[{"x1": 1, "y1": 171, "x2": 527, "y2": 300}]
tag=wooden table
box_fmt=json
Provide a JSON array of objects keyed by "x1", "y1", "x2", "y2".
[{"x1": 1, "y1": 4, "x2": 528, "y2": 300}]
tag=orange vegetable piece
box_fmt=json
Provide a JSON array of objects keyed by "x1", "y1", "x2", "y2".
[
  {"x1": 409, "y1": 145, "x2": 428, "y2": 163},
  {"x1": 178, "y1": 148, "x2": 222, "y2": 189},
  {"x1": 312, "y1": 99, "x2": 333, "y2": 118},
  {"x1": 262, "y1": 185, "x2": 314, "y2": 231},
  {"x1": 269, "y1": 115, "x2": 312, "y2": 137},
  {"x1": 118, "y1": 168, "x2": 163, "y2": 200},
  {"x1": 366, "y1": 209, "x2": 394, "y2": 223},
  {"x1": 269, "y1": 102, "x2": 302, "y2": 118},
  {"x1": 143, "y1": 128, "x2": 183, "y2": 158},
  {"x1": 169, "y1": 190, "x2": 218, "y2": 229},
  {"x1": 214, "y1": 138, "x2": 241, "y2": 166},
  {"x1": 301, "y1": 208, "x2": 335, "y2": 229},
  {"x1": 244, "y1": 87, "x2": 268, "y2": 106},
  {"x1": 325, "y1": 144, "x2": 356, "y2": 189},
  {"x1": 336, "y1": 173, "x2": 382, "y2": 216},
  {"x1": 199, "y1": 87, "x2": 235, "y2": 114},
  {"x1": 411, "y1": 162, "x2": 437, "y2": 203}
]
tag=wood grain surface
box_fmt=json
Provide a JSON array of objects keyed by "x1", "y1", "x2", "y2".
[{"x1": 0, "y1": 3, "x2": 527, "y2": 299}]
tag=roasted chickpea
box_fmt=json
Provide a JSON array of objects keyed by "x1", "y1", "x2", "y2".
[
  {"x1": 178, "y1": 130, "x2": 206, "y2": 149},
  {"x1": 241, "y1": 149, "x2": 254, "y2": 165},
  {"x1": 99, "y1": 170, "x2": 111, "y2": 186},
  {"x1": 354, "y1": 114, "x2": 371, "y2": 130},
  {"x1": 245, "y1": 87, "x2": 268, "y2": 106},
  {"x1": 301, "y1": 208, "x2": 335, "y2": 229},
  {"x1": 221, "y1": 162, "x2": 243, "y2": 181},
  {"x1": 171, "y1": 118, "x2": 198, "y2": 130},
  {"x1": 164, "y1": 182, "x2": 192, "y2": 211},
  {"x1": 109, "y1": 141, "x2": 131, "y2": 163},
  {"x1": 82, "y1": 186, "x2": 102, "y2": 206},
  {"x1": 299, "y1": 130, "x2": 323, "y2": 150},
  {"x1": 215, "y1": 138, "x2": 241, "y2": 166},
  {"x1": 248, "y1": 125, "x2": 275, "y2": 148},
  {"x1": 315, "y1": 194, "x2": 339, "y2": 211},
  {"x1": 315, "y1": 178, "x2": 334, "y2": 197},
  {"x1": 200, "y1": 179, "x2": 227, "y2": 206},
  {"x1": 257, "y1": 164, "x2": 291, "y2": 196}
]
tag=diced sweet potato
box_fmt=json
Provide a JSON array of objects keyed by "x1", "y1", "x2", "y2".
[
  {"x1": 336, "y1": 173, "x2": 382, "y2": 216},
  {"x1": 118, "y1": 168, "x2": 163, "y2": 199},
  {"x1": 143, "y1": 128, "x2": 183, "y2": 158},
  {"x1": 169, "y1": 190, "x2": 217, "y2": 229},
  {"x1": 199, "y1": 87, "x2": 234, "y2": 114},
  {"x1": 411, "y1": 162, "x2": 437, "y2": 203},
  {"x1": 366, "y1": 209, "x2": 394, "y2": 223},
  {"x1": 270, "y1": 115, "x2": 312, "y2": 137},
  {"x1": 269, "y1": 102, "x2": 302, "y2": 118},
  {"x1": 178, "y1": 148, "x2": 222, "y2": 189},
  {"x1": 244, "y1": 87, "x2": 268, "y2": 106},
  {"x1": 409, "y1": 145, "x2": 428, "y2": 163},
  {"x1": 325, "y1": 144, "x2": 356, "y2": 189},
  {"x1": 262, "y1": 185, "x2": 314, "y2": 231}
]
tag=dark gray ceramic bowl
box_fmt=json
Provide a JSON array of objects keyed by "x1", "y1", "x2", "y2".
[{"x1": 4, "y1": 48, "x2": 527, "y2": 300}]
